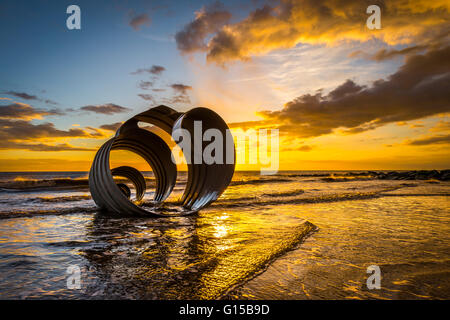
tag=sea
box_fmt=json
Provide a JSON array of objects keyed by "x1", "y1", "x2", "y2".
[{"x1": 0, "y1": 171, "x2": 448, "y2": 299}]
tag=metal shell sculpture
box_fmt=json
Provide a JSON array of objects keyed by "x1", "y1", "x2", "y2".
[{"x1": 89, "y1": 105, "x2": 235, "y2": 216}]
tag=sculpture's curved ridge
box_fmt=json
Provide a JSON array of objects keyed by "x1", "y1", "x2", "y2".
[{"x1": 88, "y1": 105, "x2": 235, "y2": 216}]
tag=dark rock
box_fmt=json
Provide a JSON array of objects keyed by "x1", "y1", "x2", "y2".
[
  {"x1": 428, "y1": 170, "x2": 440, "y2": 179},
  {"x1": 439, "y1": 170, "x2": 450, "y2": 181},
  {"x1": 371, "y1": 170, "x2": 450, "y2": 181}
]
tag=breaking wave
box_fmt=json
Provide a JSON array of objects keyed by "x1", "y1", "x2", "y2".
[
  {"x1": 2, "y1": 170, "x2": 447, "y2": 192},
  {"x1": 0, "y1": 177, "x2": 90, "y2": 191},
  {"x1": 0, "y1": 177, "x2": 160, "y2": 192},
  {"x1": 1, "y1": 170, "x2": 448, "y2": 220},
  {"x1": 35, "y1": 195, "x2": 92, "y2": 202},
  {"x1": 0, "y1": 206, "x2": 98, "y2": 220}
]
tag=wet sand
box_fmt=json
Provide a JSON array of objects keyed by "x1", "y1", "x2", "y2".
[{"x1": 0, "y1": 171, "x2": 449, "y2": 299}]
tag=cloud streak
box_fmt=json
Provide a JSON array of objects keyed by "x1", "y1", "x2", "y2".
[
  {"x1": 138, "y1": 81, "x2": 154, "y2": 90},
  {"x1": 129, "y1": 13, "x2": 151, "y2": 30},
  {"x1": 80, "y1": 103, "x2": 131, "y2": 115},
  {"x1": 138, "y1": 94, "x2": 155, "y2": 102},
  {"x1": 131, "y1": 65, "x2": 165, "y2": 75},
  {"x1": 404, "y1": 134, "x2": 450, "y2": 146},
  {"x1": 3, "y1": 90, "x2": 59, "y2": 105},
  {"x1": 4, "y1": 91, "x2": 38, "y2": 100},
  {"x1": 167, "y1": 83, "x2": 193, "y2": 104},
  {"x1": 170, "y1": 83, "x2": 192, "y2": 94}
]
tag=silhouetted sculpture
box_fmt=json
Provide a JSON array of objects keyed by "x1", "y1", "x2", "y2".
[{"x1": 89, "y1": 105, "x2": 235, "y2": 216}]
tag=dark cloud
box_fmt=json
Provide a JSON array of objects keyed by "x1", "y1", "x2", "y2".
[
  {"x1": 327, "y1": 80, "x2": 365, "y2": 100},
  {"x1": 149, "y1": 65, "x2": 165, "y2": 75},
  {"x1": 131, "y1": 65, "x2": 165, "y2": 75},
  {"x1": 405, "y1": 134, "x2": 450, "y2": 146},
  {"x1": 0, "y1": 103, "x2": 63, "y2": 119},
  {"x1": 138, "y1": 94, "x2": 155, "y2": 102},
  {"x1": 163, "y1": 83, "x2": 193, "y2": 105},
  {"x1": 138, "y1": 83, "x2": 192, "y2": 104},
  {"x1": 164, "y1": 95, "x2": 191, "y2": 105},
  {"x1": 43, "y1": 99, "x2": 58, "y2": 105},
  {"x1": 0, "y1": 118, "x2": 104, "y2": 151},
  {"x1": 254, "y1": 46, "x2": 450, "y2": 138},
  {"x1": 4, "y1": 91, "x2": 37, "y2": 100},
  {"x1": 175, "y1": 2, "x2": 231, "y2": 53},
  {"x1": 138, "y1": 81, "x2": 154, "y2": 90},
  {"x1": 129, "y1": 13, "x2": 151, "y2": 30},
  {"x1": 0, "y1": 119, "x2": 96, "y2": 140},
  {"x1": 3, "y1": 90, "x2": 59, "y2": 105},
  {"x1": 170, "y1": 83, "x2": 192, "y2": 94},
  {"x1": 80, "y1": 103, "x2": 131, "y2": 115},
  {"x1": 100, "y1": 122, "x2": 123, "y2": 131}
]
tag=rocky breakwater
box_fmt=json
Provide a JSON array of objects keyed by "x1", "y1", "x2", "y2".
[{"x1": 367, "y1": 170, "x2": 450, "y2": 181}]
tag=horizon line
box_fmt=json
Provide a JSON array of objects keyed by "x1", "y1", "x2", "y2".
[{"x1": 0, "y1": 169, "x2": 448, "y2": 173}]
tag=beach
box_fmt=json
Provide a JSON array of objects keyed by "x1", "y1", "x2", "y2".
[{"x1": 0, "y1": 171, "x2": 449, "y2": 299}]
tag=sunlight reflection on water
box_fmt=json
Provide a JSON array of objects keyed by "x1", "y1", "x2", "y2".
[
  {"x1": 230, "y1": 195, "x2": 450, "y2": 300},
  {"x1": 0, "y1": 172, "x2": 448, "y2": 299}
]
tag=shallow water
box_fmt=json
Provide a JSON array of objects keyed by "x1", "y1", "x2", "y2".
[
  {"x1": 0, "y1": 171, "x2": 448, "y2": 299},
  {"x1": 229, "y1": 196, "x2": 450, "y2": 299}
]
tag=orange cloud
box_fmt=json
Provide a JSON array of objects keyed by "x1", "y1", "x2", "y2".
[{"x1": 177, "y1": 0, "x2": 450, "y2": 64}]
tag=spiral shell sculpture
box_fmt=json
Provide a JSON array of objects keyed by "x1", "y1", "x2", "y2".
[{"x1": 89, "y1": 105, "x2": 235, "y2": 216}]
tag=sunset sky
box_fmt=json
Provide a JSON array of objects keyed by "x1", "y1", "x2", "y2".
[{"x1": 0, "y1": 0, "x2": 449, "y2": 171}]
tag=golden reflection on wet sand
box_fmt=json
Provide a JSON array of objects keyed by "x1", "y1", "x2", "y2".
[{"x1": 0, "y1": 174, "x2": 448, "y2": 299}]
